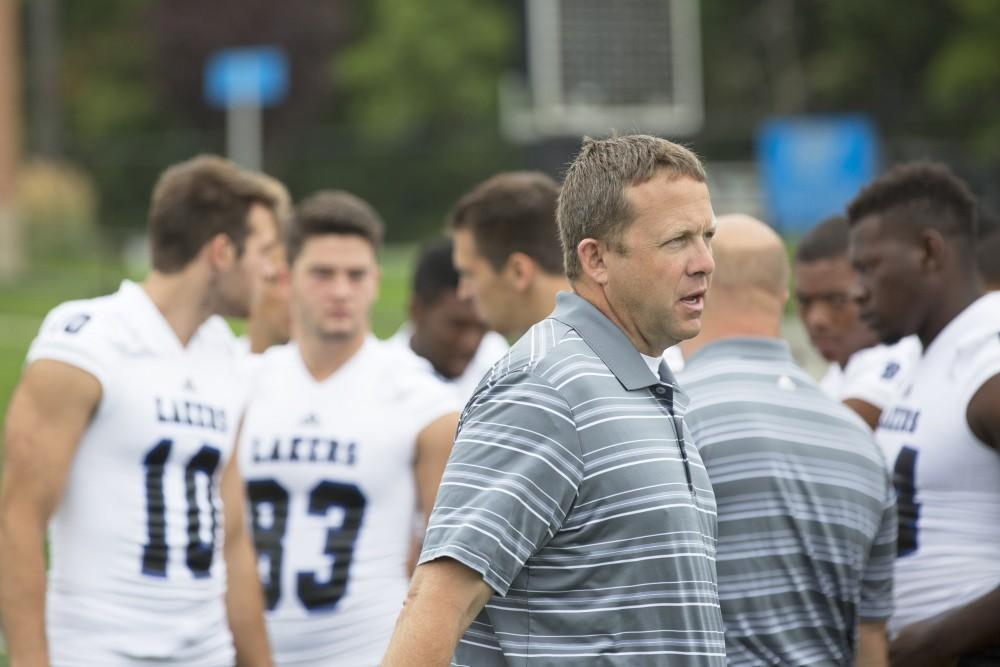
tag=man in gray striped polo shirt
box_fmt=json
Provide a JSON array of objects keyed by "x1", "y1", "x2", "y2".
[
  {"x1": 383, "y1": 136, "x2": 725, "y2": 666},
  {"x1": 679, "y1": 215, "x2": 897, "y2": 666}
]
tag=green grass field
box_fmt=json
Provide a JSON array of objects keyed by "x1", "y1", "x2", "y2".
[{"x1": 0, "y1": 247, "x2": 417, "y2": 665}]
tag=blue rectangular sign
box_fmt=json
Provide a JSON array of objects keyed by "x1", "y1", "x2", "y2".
[
  {"x1": 756, "y1": 115, "x2": 879, "y2": 233},
  {"x1": 205, "y1": 46, "x2": 289, "y2": 108}
]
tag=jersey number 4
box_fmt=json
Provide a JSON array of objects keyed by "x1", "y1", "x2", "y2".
[
  {"x1": 247, "y1": 478, "x2": 367, "y2": 612},
  {"x1": 894, "y1": 445, "x2": 921, "y2": 557},
  {"x1": 141, "y1": 439, "x2": 222, "y2": 577}
]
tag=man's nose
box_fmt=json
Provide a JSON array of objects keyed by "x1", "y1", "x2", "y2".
[
  {"x1": 689, "y1": 237, "x2": 715, "y2": 276},
  {"x1": 849, "y1": 279, "x2": 868, "y2": 307},
  {"x1": 456, "y1": 276, "x2": 474, "y2": 302},
  {"x1": 804, "y1": 303, "x2": 832, "y2": 332}
]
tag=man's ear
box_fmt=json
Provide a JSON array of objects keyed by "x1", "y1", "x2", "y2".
[
  {"x1": 577, "y1": 238, "x2": 609, "y2": 285},
  {"x1": 502, "y1": 252, "x2": 538, "y2": 292},
  {"x1": 918, "y1": 228, "x2": 947, "y2": 273},
  {"x1": 205, "y1": 233, "x2": 236, "y2": 271}
]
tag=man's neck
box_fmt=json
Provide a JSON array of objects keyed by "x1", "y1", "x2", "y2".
[
  {"x1": 572, "y1": 280, "x2": 660, "y2": 356},
  {"x1": 680, "y1": 306, "x2": 781, "y2": 360},
  {"x1": 297, "y1": 329, "x2": 368, "y2": 382},
  {"x1": 918, "y1": 276, "x2": 984, "y2": 349},
  {"x1": 512, "y1": 273, "x2": 570, "y2": 339},
  {"x1": 142, "y1": 270, "x2": 215, "y2": 347}
]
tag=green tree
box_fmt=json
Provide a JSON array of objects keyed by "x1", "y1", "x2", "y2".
[{"x1": 336, "y1": 0, "x2": 514, "y2": 141}]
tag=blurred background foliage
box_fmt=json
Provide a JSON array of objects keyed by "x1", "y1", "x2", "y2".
[{"x1": 19, "y1": 0, "x2": 1000, "y2": 255}]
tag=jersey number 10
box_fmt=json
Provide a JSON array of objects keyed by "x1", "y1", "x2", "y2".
[{"x1": 141, "y1": 438, "x2": 222, "y2": 578}]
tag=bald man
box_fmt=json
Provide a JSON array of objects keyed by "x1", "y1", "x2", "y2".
[{"x1": 678, "y1": 215, "x2": 897, "y2": 667}]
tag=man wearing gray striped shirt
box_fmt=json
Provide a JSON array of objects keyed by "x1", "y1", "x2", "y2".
[
  {"x1": 383, "y1": 135, "x2": 726, "y2": 666},
  {"x1": 679, "y1": 215, "x2": 897, "y2": 666}
]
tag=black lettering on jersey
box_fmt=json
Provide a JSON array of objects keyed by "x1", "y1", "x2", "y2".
[
  {"x1": 878, "y1": 406, "x2": 921, "y2": 433},
  {"x1": 64, "y1": 313, "x2": 91, "y2": 334},
  {"x1": 289, "y1": 436, "x2": 303, "y2": 461},
  {"x1": 251, "y1": 435, "x2": 357, "y2": 466},
  {"x1": 155, "y1": 397, "x2": 229, "y2": 434}
]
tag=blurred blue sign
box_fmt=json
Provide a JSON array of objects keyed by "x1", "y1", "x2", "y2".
[
  {"x1": 756, "y1": 115, "x2": 878, "y2": 232},
  {"x1": 204, "y1": 47, "x2": 289, "y2": 108}
]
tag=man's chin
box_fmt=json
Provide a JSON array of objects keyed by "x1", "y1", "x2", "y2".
[{"x1": 318, "y1": 327, "x2": 359, "y2": 342}]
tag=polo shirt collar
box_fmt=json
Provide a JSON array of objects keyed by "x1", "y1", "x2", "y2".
[
  {"x1": 549, "y1": 291, "x2": 661, "y2": 391},
  {"x1": 685, "y1": 336, "x2": 792, "y2": 367}
]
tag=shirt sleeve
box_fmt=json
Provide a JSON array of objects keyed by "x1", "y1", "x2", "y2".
[
  {"x1": 859, "y1": 473, "x2": 897, "y2": 622},
  {"x1": 841, "y1": 341, "x2": 917, "y2": 410},
  {"x1": 26, "y1": 302, "x2": 114, "y2": 391},
  {"x1": 418, "y1": 369, "x2": 584, "y2": 596}
]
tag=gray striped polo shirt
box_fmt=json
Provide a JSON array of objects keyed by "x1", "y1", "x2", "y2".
[
  {"x1": 419, "y1": 291, "x2": 726, "y2": 666},
  {"x1": 679, "y1": 338, "x2": 897, "y2": 667}
]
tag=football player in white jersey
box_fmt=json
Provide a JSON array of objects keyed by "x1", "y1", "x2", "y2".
[
  {"x1": 449, "y1": 171, "x2": 568, "y2": 341},
  {"x1": 795, "y1": 215, "x2": 919, "y2": 429},
  {"x1": 238, "y1": 191, "x2": 461, "y2": 666},
  {"x1": 386, "y1": 237, "x2": 508, "y2": 403},
  {"x1": 0, "y1": 156, "x2": 279, "y2": 667},
  {"x1": 848, "y1": 162, "x2": 1000, "y2": 666}
]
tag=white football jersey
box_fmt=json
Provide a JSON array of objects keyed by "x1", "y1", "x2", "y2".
[
  {"x1": 820, "y1": 336, "x2": 921, "y2": 410},
  {"x1": 385, "y1": 323, "x2": 509, "y2": 403},
  {"x1": 26, "y1": 281, "x2": 246, "y2": 666},
  {"x1": 875, "y1": 293, "x2": 1000, "y2": 633},
  {"x1": 238, "y1": 337, "x2": 461, "y2": 666}
]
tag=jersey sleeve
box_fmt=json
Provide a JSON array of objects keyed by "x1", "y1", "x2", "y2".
[
  {"x1": 418, "y1": 370, "x2": 584, "y2": 596},
  {"x1": 395, "y1": 363, "x2": 464, "y2": 433},
  {"x1": 859, "y1": 473, "x2": 897, "y2": 622},
  {"x1": 26, "y1": 302, "x2": 115, "y2": 390},
  {"x1": 841, "y1": 341, "x2": 917, "y2": 410},
  {"x1": 962, "y1": 332, "x2": 1000, "y2": 407}
]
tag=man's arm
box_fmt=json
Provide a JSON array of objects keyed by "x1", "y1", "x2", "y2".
[
  {"x1": 0, "y1": 360, "x2": 100, "y2": 667},
  {"x1": 843, "y1": 398, "x2": 882, "y2": 430},
  {"x1": 890, "y1": 587, "x2": 1000, "y2": 666},
  {"x1": 413, "y1": 412, "x2": 460, "y2": 519},
  {"x1": 221, "y1": 440, "x2": 273, "y2": 667},
  {"x1": 382, "y1": 558, "x2": 494, "y2": 667},
  {"x1": 888, "y1": 374, "x2": 1000, "y2": 665},
  {"x1": 856, "y1": 622, "x2": 888, "y2": 667},
  {"x1": 408, "y1": 412, "x2": 459, "y2": 573}
]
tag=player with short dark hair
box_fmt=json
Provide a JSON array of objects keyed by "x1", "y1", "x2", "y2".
[
  {"x1": 387, "y1": 238, "x2": 507, "y2": 401},
  {"x1": 238, "y1": 191, "x2": 461, "y2": 666},
  {"x1": 847, "y1": 161, "x2": 1000, "y2": 665},
  {"x1": 794, "y1": 215, "x2": 919, "y2": 428},
  {"x1": 448, "y1": 171, "x2": 568, "y2": 339},
  {"x1": 0, "y1": 155, "x2": 279, "y2": 666}
]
